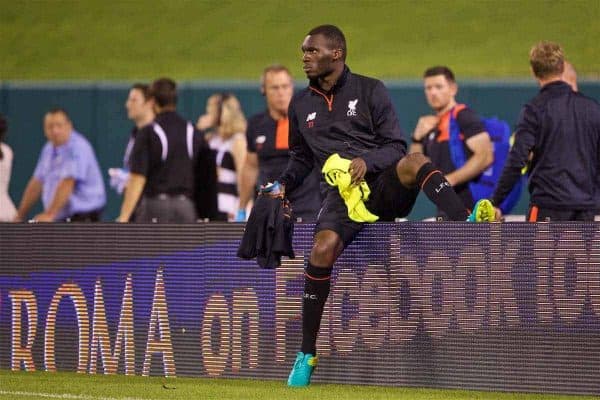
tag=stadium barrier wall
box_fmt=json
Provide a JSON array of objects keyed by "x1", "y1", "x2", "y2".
[
  {"x1": 1, "y1": 223, "x2": 599, "y2": 395},
  {"x1": 2, "y1": 81, "x2": 600, "y2": 220}
]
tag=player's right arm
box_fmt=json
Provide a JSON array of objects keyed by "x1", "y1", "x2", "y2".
[
  {"x1": 117, "y1": 173, "x2": 146, "y2": 222},
  {"x1": 117, "y1": 126, "x2": 150, "y2": 222},
  {"x1": 409, "y1": 115, "x2": 438, "y2": 154},
  {"x1": 278, "y1": 96, "x2": 314, "y2": 194},
  {"x1": 491, "y1": 104, "x2": 537, "y2": 207}
]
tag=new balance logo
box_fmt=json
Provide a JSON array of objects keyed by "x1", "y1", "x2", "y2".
[
  {"x1": 255, "y1": 135, "x2": 266, "y2": 151},
  {"x1": 347, "y1": 99, "x2": 358, "y2": 116},
  {"x1": 306, "y1": 112, "x2": 316, "y2": 128},
  {"x1": 435, "y1": 181, "x2": 450, "y2": 193}
]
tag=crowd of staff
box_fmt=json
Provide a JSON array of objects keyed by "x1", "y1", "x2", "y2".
[{"x1": 0, "y1": 37, "x2": 597, "y2": 224}]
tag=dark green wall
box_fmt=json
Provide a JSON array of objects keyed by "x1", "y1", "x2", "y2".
[{"x1": 1, "y1": 81, "x2": 599, "y2": 220}]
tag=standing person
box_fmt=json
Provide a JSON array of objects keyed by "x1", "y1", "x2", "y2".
[
  {"x1": 237, "y1": 65, "x2": 321, "y2": 222},
  {"x1": 0, "y1": 113, "x2": 17, "y2": 222},
  {"x1": 491, "y1": 42, "x2": 600, "y2": 221},
  {"x1": 206, "y1": 93, "x2": 247, "y2": 221},
  {"x1": 410, "y1": 66, "x2": 493, "y2": 217},
  {"x1": 14, "y1": 108, "x2": 106, "y2": 222},
  {"x1": 117, "y1": 77, "x2": 217, "y2": 223},
  {"x1": 108, "y1": 83, "x2": 155, "y2": 195},
  {"x1": 277, "y1": 25, "x2": 493, "y2": 387}
]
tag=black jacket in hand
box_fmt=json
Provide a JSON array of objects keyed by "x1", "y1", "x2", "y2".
[{"x1": 237, "y1": 195, "x2": 294, "y2": 268}]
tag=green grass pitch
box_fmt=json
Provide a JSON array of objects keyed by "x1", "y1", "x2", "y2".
[
  {"x1": 1, "y1": 0, "x2": 598, "y2": 80},
  {"x1": 0, "y1": 370, "x2": 597, "y2": 400}
]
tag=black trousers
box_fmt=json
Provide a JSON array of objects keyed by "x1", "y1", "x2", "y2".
[{"x1": 134, "y1": 194, "x2": 197, "y2": 223}]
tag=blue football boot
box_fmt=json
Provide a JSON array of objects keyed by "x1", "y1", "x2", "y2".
[{"x1": 287, "y1": 352, "x2": 318, "y2": 387}]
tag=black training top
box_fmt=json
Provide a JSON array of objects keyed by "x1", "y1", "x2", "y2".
[
  {"x1": 130, "y1": 111, "x2": 210, "y2": 198},
  {"x1": 492, "y1": 81, "x2": 600, "y2": 209},
  {"x1": 247, "y1": 111, "x2": 297, "y2": 185},
  {"x1": 246, "y1": 111, "x2": 321, "y2": 220},
  {"x1": 279, "y1": 66, "x2": 406, "y2": 193},
  {"x1": 421, "y1": 106, "x2": 486, "y2": 209}
]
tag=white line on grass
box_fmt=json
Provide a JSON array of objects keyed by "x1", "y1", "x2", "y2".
[{"x1": 0, "y1": 390, "x2": 147, "y2": 400}]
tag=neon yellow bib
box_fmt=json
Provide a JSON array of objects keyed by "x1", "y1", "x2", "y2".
[{"x1": 321, "y1": 153, "x2": 379, "y2": 223}]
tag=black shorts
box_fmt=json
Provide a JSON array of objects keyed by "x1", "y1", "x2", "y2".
[{"x1": 315, "y1": 165, "x2": 419, "y2": 246}]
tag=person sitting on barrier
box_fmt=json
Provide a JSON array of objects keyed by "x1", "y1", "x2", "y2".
[
  {"x1": 14, "y1": 108, "x2": 106, "y2": 222},
  {"x1": 273, "y1": 24, "x2": 494, "y2": 388},
  {"x1": 117, "y1": 78, "x2": 217, "y2": 223},
  {"x1": 0, "y1": 113, "x2": 17, "y2": 222},
  {"x1": 491, "y1": 42, "x2": 600, "y2": 222},
  {"x1": 409, "y1": 66, "x2": 494, "y2": 219}
]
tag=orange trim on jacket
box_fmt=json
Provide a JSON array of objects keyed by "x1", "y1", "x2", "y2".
[
  {"x1": 436, "y1": 103, "x2": 467, "y2": 142},
  {"x1": 309, "y1": 86, "x2": 334, "y2": 111}
]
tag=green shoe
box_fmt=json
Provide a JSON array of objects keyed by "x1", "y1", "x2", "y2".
[
  {"x1": 287, "y1": 352, "x2": 318, "y2": 387},
  {"x1": 467, "y1": 199, "x2": 496, "y2": 222}
]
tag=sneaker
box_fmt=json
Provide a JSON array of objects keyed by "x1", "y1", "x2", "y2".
[
  {"x1": 287, "y1": 352, "x2": 318, "y2": 387},
  {"x1": 467, "y1": 199, "x2": 496, "y2": 222}
]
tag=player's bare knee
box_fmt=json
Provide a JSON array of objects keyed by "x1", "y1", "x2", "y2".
[
  {"x1": 310, "y1": 232, "x2": 343, "y2": 267},
  {"x1": 396, "y1": 153, "x2": 430, "y2": 187},
  {"x1": 310, "y1": 241, "x2": 337, "y2": 266}
]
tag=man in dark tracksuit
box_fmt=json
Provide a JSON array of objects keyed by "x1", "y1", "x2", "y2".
[
  {"x1": 491, "y1": 42, "x2": 600, "y2": 221},
  {"x1": 280, "y1": 25, "x2": 489, "y2": 387}
]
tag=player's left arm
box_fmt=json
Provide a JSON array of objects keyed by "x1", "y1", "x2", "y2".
[
  {"x1": 445, "y1": 108, "x2": 493, "y2": 186},
  {"x1": 445, "y1": 131, "x2": 493, "y2": 186}
]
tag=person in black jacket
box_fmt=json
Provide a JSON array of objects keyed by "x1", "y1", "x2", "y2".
[
  {"x1": 280, "y1": 25, "x2": 491, "y2": 387},
  {"x1": 491, "y1": 42, "x2": 600, "y2": 221},
  {"x1": 117, "y1": 78, "x2": 217, "y2": 223}
]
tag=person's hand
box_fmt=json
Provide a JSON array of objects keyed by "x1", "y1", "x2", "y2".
[
  {"x1": 116, "y1": 215, "x2": 129, "y2": 223},
  {"x1": 349, "y1": 158, "x2": 367, "y2": 185},
  {"x1": 260, "y1": 181, "x2": 285, "y2": 198},
  {"x1": 196, "y1": 114, "x2": 215, "y2": 131},
  {"x1": 108, "y1": 168, "x2": 130, "y2": 194},
  {"x1": 32, "y1": 212, "x2": 55, "y2": 222},
  {"x1": 494, "y1": 207, "x2": 503, "y2": 222},
  {"x1": 413, "y1": 115, "x2": 439, "y2": 142},
  {"x1": 234, "y1": 209, "x2": 247, "y2": 222}
]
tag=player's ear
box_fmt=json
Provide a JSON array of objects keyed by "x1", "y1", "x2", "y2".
[
  {"x1": 449, "y1": 81, "x2": 458, "y2": 97},
  {"x1": 332, "y1": 48, "x2": 343, "y2": 61}
]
